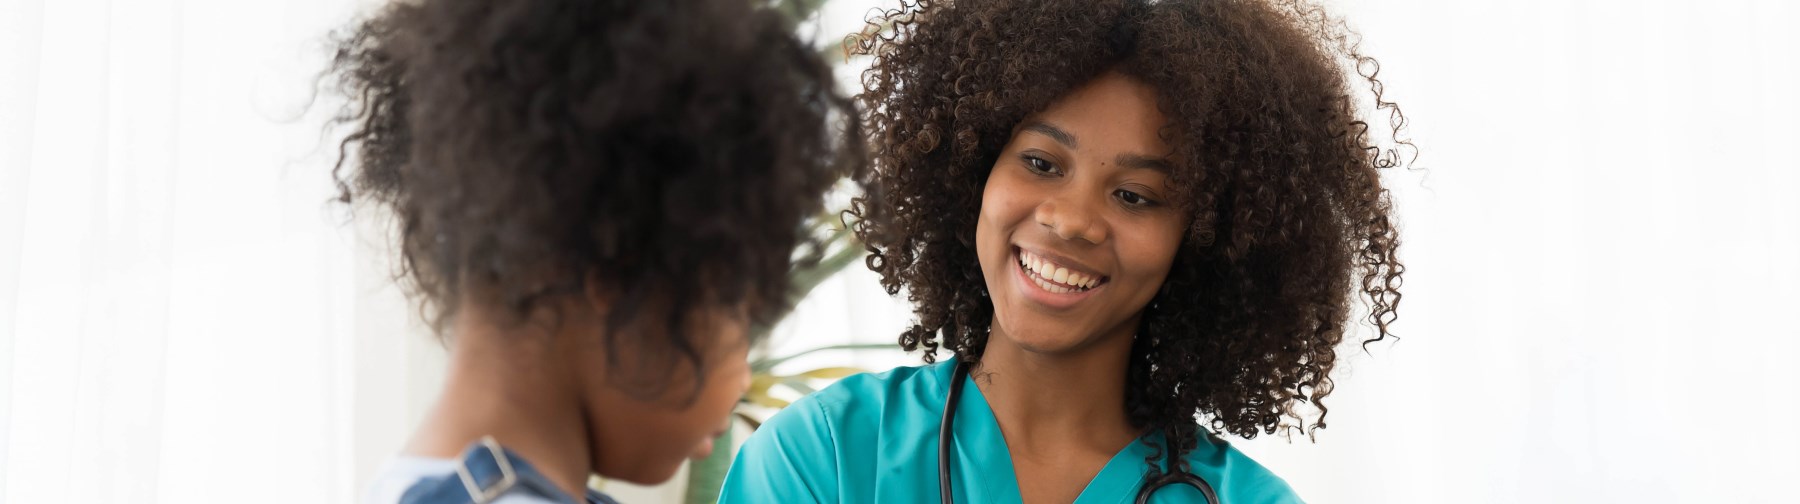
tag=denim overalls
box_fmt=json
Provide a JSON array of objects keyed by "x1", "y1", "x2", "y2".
[{"x1": 399, "y1": 437, "x2": 621, "y2": 504}]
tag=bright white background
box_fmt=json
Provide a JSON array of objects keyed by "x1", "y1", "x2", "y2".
[{"x1": 1, "y1": 0, "x2": 1795, "y2": 503}]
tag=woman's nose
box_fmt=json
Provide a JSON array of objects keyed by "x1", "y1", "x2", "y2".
[{"x1": 1035, "y1": 196, "x2": 1107, "y2": 244}]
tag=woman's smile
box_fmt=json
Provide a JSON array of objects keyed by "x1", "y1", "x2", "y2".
[{"x1": 1011, "y1": 246, "x2": 1108, "y2": 310}]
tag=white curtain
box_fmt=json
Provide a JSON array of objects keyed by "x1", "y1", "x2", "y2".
[
  {"x1": 0, "y1": 0, "x2": 447, "y2": 502},
  {"x1": 4, "y1": 0, "x2": 1797, "y2": 503}
]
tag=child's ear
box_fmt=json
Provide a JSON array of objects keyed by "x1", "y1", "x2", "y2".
[{"x1": 581, "y1": 271, "x2": 619, "y2": 313}]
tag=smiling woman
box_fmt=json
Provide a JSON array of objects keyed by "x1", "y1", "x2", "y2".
[
  {"x1": 719, "y1": 0, "x2": 1410, "y2": 502},
  {"x1": 978, "y1": 72, "x2": 1189, "y2": 360}
]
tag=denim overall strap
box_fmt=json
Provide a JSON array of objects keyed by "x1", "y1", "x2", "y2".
[{"x1": 399, "y1": 436, "x2": 621, "y2": 504}]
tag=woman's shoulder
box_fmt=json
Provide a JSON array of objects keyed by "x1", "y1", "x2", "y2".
[{"x1": 1182, "y1": 432, "x2": 1305, "y2": 504}]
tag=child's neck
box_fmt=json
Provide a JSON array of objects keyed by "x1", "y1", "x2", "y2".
[{"x1": 404, "y1": 310, "x2": 596, "y2": 501}]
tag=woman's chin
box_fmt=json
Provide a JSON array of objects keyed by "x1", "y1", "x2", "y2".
[{"x1": 994, "y1": 322, "x2": 1092, "y2": 355}]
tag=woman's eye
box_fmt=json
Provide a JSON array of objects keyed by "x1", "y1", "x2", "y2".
[
  {"x1": 1022, "y1": 155, "x2": 1061, "y2": 176},
  {"x1": 1115, "y1": 189, "x2": 1156, "y2": 207}
]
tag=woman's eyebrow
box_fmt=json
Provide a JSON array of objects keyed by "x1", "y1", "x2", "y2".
[
  {"x1": 1116, "y1": 153, "x2": 1172, "y2": 174},
  {"x1": 1024, "y1": 120, "x2": 1078, "y2": 149},
  {"x1": 1024, "y1": 120, "x2": 1168, "y2": 173}
]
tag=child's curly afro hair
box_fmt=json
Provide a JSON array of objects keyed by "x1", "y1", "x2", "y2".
[{"x1": 327, "y1": 0, "x2": 873, "y2": 376}]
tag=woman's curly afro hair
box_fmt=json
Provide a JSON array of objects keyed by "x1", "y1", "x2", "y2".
[
  {"x1": 326, "y1": 0, "x2": 871, "y2": 376},
  {"x1": 848, "y1": 0, "x2": 1413, "y2": 472}
]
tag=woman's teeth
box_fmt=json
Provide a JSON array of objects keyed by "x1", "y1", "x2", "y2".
[{"x1": 1017, "y1": 250, "x2": 1101, "y2": 293}]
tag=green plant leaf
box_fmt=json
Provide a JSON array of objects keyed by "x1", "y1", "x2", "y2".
[
  {"x1": 744, "y1": 393, "x2": 792, "y2": 410},
  {"x1": 785, "y1": 238, "x2": 865, "y2": 308},
  {"x1": 793, "y1": 366, "x2": 864, "y2": 380},
  {"x1": 743, "y1": 374, "x2": 791, "y2": 410},
  {"x1": 772, "y1": 0, "x2": 831, "y2": 23},
  {"x1": 779, "y1": 377, "x2": 819, "y2": 396},
  {"x1": 747, "y1": 214, "x2": 861, "y2": 343},
  {"x1": 751, "y1": 342, "x2": 898, "y2": 373},
  {"x1": 734, "y1": 411, "x2": 764, "y2": 431}
]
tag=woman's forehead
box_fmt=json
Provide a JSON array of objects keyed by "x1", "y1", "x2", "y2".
[{"x1": 1017, "y1": 72, "x2": 1176, "y2": 162}]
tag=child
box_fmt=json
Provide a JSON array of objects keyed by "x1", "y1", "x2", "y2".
[{"x1": 326, "y1": 0, "x2": 870, "y2": 502}]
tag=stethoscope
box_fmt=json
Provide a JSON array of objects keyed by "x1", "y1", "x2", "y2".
[{"x1": 939, "y1": 361, "x2": 1220, "y2": 504}]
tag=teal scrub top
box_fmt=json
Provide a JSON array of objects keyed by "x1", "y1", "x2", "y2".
[{"x1": 719, "y1": 358, "x2": 1304, "y2": 503}]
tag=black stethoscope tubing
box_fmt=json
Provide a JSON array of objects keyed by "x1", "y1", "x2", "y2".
[{"x1": 939, "y1": 361, "x2": 1220, "y2": 504}]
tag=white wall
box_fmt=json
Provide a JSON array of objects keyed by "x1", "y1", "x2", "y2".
[{"x1": 1226, "y1": 1, "x2": 1800, "y2": 502}]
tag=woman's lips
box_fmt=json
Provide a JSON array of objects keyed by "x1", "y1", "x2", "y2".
[
  {"x1": 1016, "y1": 247, "x2": 1107, "y2": 292},
  {"x1": 1011, "y1": 247, "x2": 1104, "y2": 309}
]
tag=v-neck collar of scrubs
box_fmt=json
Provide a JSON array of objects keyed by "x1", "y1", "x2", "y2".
[{"x1": 943, "y1": 358, "x2": 1160, "y2": 504}]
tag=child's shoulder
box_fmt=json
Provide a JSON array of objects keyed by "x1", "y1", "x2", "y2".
[{"x1": 366, "y1": 442, "x2": 620, "y2": 504}]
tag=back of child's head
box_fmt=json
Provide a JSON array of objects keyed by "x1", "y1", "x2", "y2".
[{"x1": 328, "y1": 0, "x2": 867, "y2": 363}]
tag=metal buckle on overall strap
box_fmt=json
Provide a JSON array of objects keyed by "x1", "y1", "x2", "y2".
[{"x1": 454, "y1": 436, "x2": 519, "y2": 504}]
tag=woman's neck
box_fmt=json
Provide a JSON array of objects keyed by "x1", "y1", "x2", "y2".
[
  {"x1": 972, "y1": 322, "x2": 1142, "y2": 458},
  {"x1": 403, "y1": 310, "x2": 595, "y2": 501}
]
